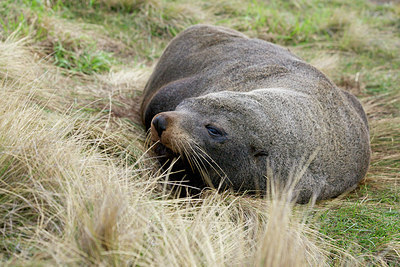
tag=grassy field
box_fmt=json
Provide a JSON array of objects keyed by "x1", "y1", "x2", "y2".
[{"x1": 0, "y1": 0, "x2": 399, "y2": 265}]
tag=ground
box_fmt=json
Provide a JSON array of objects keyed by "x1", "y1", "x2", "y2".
[{"x1": 0, "y1": 0, "x2": 399, "y2": 265}]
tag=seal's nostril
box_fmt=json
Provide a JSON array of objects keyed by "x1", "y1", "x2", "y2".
[{"x1": 153, "y1": 115, "x2": 167, "y2": 137}]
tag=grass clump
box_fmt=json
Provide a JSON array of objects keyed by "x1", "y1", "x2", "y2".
[
  {"x1": 50, "y1": 0, "x2": 152, "y2": 13},
  {"x1": 53, "y1": 42, "x2": 112, "y2": 74},
  {"x1": 318, "y1": 203, "x2": 400, "y2": 252},
  {"x1": 316, "y1": 199, "x2": 400, "y2": 265}
]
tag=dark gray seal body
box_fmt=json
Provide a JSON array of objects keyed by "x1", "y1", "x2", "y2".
[{"x1": 140, "y1": 25, "x2": 371, "y2": 203}]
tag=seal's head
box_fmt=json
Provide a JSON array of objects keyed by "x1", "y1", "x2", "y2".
[{"x1": 150, "y1": 91, "x2": 271, "y2": 193}]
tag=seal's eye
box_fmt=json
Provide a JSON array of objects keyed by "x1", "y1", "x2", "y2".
[{"x1": 206, "y1": 125, "x2": 224, "y2": 137}]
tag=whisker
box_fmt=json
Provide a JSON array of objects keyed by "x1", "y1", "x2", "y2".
[
  {"x1": 186, "y1": 142, "x2": 216, "y2": 189},
  {"x1": 185, "y1": 142, "x2": 205, "y2": 171},
  {"x1": 192, "y1": 142, "x2": 234, "y2": 190},
  {"x1": 191, "y1": 142, "x2": 227, "y2": 179},
  {"x1": 179, "y1": 139, "x2": 196, "y2": 172},
  {"x1": 144, "y1": 128, "x2": 152, "y2": 149},
  {"x1": 177, "y1": 139, "x2": 206, "y2": 182}
]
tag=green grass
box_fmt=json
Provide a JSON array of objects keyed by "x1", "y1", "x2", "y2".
[
  {"x1": 319, "y1": 206, "x2": 400, "y2": 251},
  {"x1": 53, "y1": 41, "x2": 112, "y2": 74},
  {"x1": 316, "y1": 201, "x2": 400, "y2": 265},
  {"x1": 1, "y1": 0, "x2": 399, "y2": 265}
]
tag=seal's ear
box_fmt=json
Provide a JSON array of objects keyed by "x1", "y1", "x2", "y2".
[
  {"x1": 250, "y1": 144, "x2": 269, "y2": 157},
  {"x1": 254, "y1": 150, "x2": 269, "y2": 157}
]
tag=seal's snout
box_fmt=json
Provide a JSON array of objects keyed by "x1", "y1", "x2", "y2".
[
  {"x1": 152, "y1": 114, "x2": 167, "y2": 137},
  {"x1": 150, "y1": 111, "x2": 187, "y2": 154}
]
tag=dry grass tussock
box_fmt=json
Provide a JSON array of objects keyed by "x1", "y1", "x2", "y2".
[
  {"x1": 0, "y1": 33, "x2": 73, "y2": 113},
  {"x1": 46, "y1": 0, "x2": 160, "y2": 12},
  {"x1": 367, "y1": 117, "x2": 400, "y2": 184},
  {"x1": 0, "y1": 32, "x2": 42, "y2": 84},
  {"x1": 0, "y1": 35, "x2": 355, "y2": 265},
  {"x1": 314, "y1": 9, "x2": 398, "y2": 58},
  {"x1": 316, "y1": 8, "x2": 400, "y2": 56},
  {"x1": 38, "y1": 15, "x2": 127, "y2": 54},
  {"x1": 308, "y1": 53, "x2": 340, "y2": 79}
]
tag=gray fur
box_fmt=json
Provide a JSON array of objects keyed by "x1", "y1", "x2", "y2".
[{"x1": 140, "y1": 25, "x2": 371, "y2": 203}]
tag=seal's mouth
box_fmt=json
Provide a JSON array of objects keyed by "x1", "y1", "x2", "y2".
[
  {"x1": 152, "y1": 141, "x2": 209, "y2": 194},
  {"x1": 154, "y1": 142, "x2": 177, "y2": 158},
  {"x1": 153, "y1": 142, "x2": 193, "y2": 173}
]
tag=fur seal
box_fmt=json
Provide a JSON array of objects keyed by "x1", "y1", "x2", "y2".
[{"x1": 140, "y1": 25, "x2": 371, "y2": 203}]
